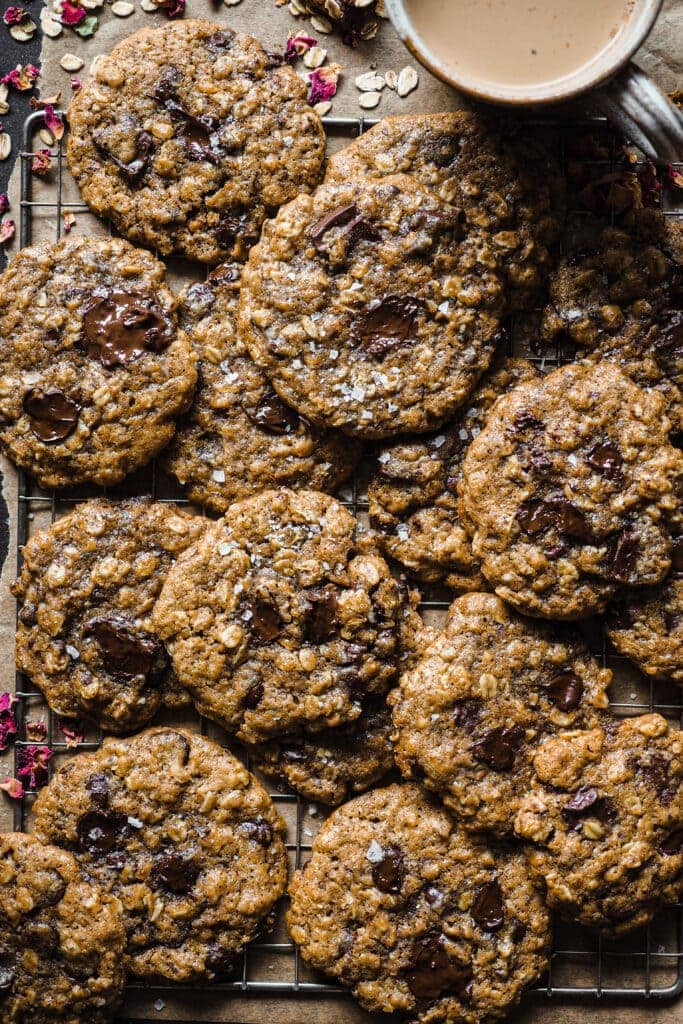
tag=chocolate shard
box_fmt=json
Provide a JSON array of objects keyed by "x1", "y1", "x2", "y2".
[
  {"x1": 605, "y1": 529, "x2": 639, "y2": 582},
  {"x1": 247, "y1": 391, "x2": 301, "y2": 435},
  {"x1": 470, "y1": 879, "x2": 505, "y2": 931},
  {"x1": 22, "y1": 388, "x2": 80, "y2": 443},
  {"x1": 471, "y1": 724, "x2": 524, "y2": 771},
  {"x1": 354, "y1": 295, "x2": 425, "y2": 359},
  {"x1": 547, "y1": 671, "x2": 584, "y2": 712},
  {"x1": 585, "y1": 439, "x2": 623, "y2": 479},
  {"x1": 245, "y1": 598, "x2": 283, "y2": 644},
  {"x1": 94, "y1": 130, "x2": 154, "y2": 188},
  {"x1": 81, "y1": 289, "x2": 175, "y2": 368},
  {"x1": 303, "y1": 587, "x2": 339, "y2": 644},
  {"x1": 405, "y1": 933, "x2": 473, "y2": 1002},
  {"x1": 83, "y1": 615, "x2": 166, "y2": 681},
  {"x1": 76, "y1": 808, "x2": 125, "y2": 854},
  {"x1": 309, "y1": 203, "x2": 358, "y2": 243},
  {"x1": 516, "y1": 496, "x2": 594, "y2": 543},
  {"x1": 371, "y1": 845, "x2": 405, "y2": 894},
  {"x1": 562, "y1": 786, "x2": 609, "y2": 823},
  {"x1": 152, "y1": 851, "x2": 199, "y2": 894}
]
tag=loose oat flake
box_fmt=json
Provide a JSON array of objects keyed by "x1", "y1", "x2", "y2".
[{"x1": 0, "y1": 692, "x2": 18, "y2": 751}]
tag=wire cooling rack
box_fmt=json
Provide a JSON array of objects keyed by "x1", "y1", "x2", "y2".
[{"x1": 9, "y1": 108, "x2": 683, "y2": 1016}]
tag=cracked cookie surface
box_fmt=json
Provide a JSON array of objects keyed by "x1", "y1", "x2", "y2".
[
  {"x1": 153, "y1": 489, "x2": 407, "y2": 744},
  {"x1": 0, "y1": 831, "x2": 125, "y2": 1024},
  {"x1": 67, "y1": 19, "x2": 326, "y2": 263},
  {"x1": 459, "y1": 361, "x2": 683, "y2": 620},
  {"x1": 326, "y1": 112, "x2": 565, "y2": 313},
  {"x1": 162, "y1": 263, "x2": 361, "y2": 513},
  {"x1": 0, "y1": 235, "x2": 196, "y2": 489},
  {"x1": 391, "y1": 593, "x2": 611, "y2": 834},
  {"x1": 514, "y1": 714, "x2": 683, "y2": 934},
  {"x1": 368, "y1": 357, "x2": 538, "y2": 590},
  {"x1": 13, "y1": 498, "x2": 205, "y2": 734},
  {"x1": 239, "y1": 175, "x2": 503, "y2": 439},
  {"x1": 33, "y1": 727, "x2": 288, "y2": 982},
  {"x1": 287, "y1": 783, "x2": 550, "y2": 1024}
]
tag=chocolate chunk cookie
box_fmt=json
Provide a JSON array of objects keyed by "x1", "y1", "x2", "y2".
[
  {"x1": 391, "y1": 593, "x2": 611, "y2": 834},
  {"x1": 460, "y1": 361, "x2": 683, "y2": 620},
  {"x1": 250, "y1": 700, "x2": 394, "y2": 806},
  {"x1": 606, "y1": 536, "x2": 683, "y2": 683},
  {"x1": 368, "y1": 357, "x2": 538, "y2": 590},
  {"x1": 33, "y1": 727, "x2": 288, "y2": 981},
  {"x1": 153, "y1": 489, "x2": 407, "y2": 743},
  {"x1": 239, "y1": 175, "x2": 504, "y2": 439},
  {"x1": 326, "y1": 112, "x2": 565, "y2": 313},
  {"x1": 13, "y1": 499, "x2": 205, "y2": 734},
  {"x1": 514, "y1": 714, "x2": 682, "y2": 934},
  {"x1": 161, "y1": 263, "x2": 361, "y2": 513},
  {"x1": 0, "y1": 831, "x2": 125, "y2": 1024},
  {"x1": 67, "y1": 20, "x2": 326, "y2": 264},
  {"x1": 287, "y1": 783, "x2": 550, "y2": 1023},
  {"x1": 542, "y1": 211, "x2": 683, "y2": 432},
  {"x1": 0, "y1": 235, "x2": 196, "y2": 489}
]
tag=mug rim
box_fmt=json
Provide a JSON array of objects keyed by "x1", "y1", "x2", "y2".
[{"x1": 384, "y1": 0, "x2": 665, "y2": 106}]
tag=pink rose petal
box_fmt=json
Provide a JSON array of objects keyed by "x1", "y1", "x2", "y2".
[{"x1": 0, "y1": 777, "x2": 24, "y2": 799}]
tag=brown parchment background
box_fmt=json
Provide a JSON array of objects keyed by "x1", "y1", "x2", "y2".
[{"x1": 0, "y1": 0, "x2": 682, "y2": 1019}]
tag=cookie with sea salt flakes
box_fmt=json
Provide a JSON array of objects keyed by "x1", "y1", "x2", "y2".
[
  {"x1": 287, "y1": 783, "x2": 551, "y2": 1024},
  {"x1": 0, "y1": 831, "x2": 126, "y2": 1024},
  {"x1": 390, "y1": 592, "x2": 611, "y2": 834},
  {"x1": 326, "y1": 111, "x2": 566, "y2": 313},
  {"x1": 459, "y1": 361, "x2": 683, "y2": 620},
  {"x1": 239, "y1": 175, "x2": 504, "y2": 440},
  {"x1": 67, "y1": 20, "x2": 326, "y2": 264},
  {"x1": 13, "y1": 498, "x2": 205, "y2": 735},
  {"x1": 33, "y1": 727, "x2": 288, "y2": 982},
  {"x1": 162, "y1": 263, "x2": 362, "y2": 514},
  {"x1": 514, "y1": 714, "x2": 682, "y2": 934},
  {"x1": 367, "y1": 356, "x2": 539, "y2": 590},
  {"x1": 152, "y1": 489, "x2": 408, "y2": 744},
  {"x1": 0, "y1": 234, "x2": 196, "y2": 489}
]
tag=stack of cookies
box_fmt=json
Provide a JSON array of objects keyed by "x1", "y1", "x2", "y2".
[{"x1": 0, "y1": 16, "x2": 680, "y2": 1024}]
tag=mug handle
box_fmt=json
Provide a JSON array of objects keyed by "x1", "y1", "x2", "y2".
[{"x1": 592, "y1": 62, "x2": 683, "y2": 163}]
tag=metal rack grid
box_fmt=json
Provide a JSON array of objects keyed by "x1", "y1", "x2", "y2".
[{"x1": 9, "y1": 107, "x2": 683, "y2": 1013}]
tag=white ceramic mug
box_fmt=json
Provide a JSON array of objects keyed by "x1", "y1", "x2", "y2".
[{"x1": 385, "y1": 0, "x2": 683, "y2": 162}]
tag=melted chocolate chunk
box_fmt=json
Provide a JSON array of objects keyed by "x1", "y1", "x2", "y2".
[
  {"x1": 309, "y1": 203, "x2": 358, "y2": 243},
  {"x1": 215, "y1": 209, "x2": 260, "y2": 250},
  {"x1": 205, "y1": 943, "x2": 239, "y2": 977},
  {"x1": 371, "y1": 845, "x2": 404, "y2": 894},
  {"x1": 470, "y1": 879, "x2": 505, "y2": 931},
  {"x1": 471, "y1": 725, "x2": 524, "y2": 771},
  {"x1": 303, "y1": 587, "x2": 339, "y2": 644},
  {"x1": 95, "y1": 129, "x2": 154, "y2": 187},
  {"x1": 152, "y1": 852, "x2": 199, "y2": 894},
  {"x1": 516, "y1": 496, "x2": 594, "y2": 543},
  {"x1": 86, "y1": 772, "x2": 111, "y2": 808},
  {"x1": 81, "y1": 289, "x2": 174, "y2": 368},
  {"x1": 586, "y1": 439, "x2": 623, "y2": 479},
  {"x1": 83, "y1": 615, "x2": 165, "y2": 681},
  {"x1": 247, "y1": 391, "x2": 300, "y2": 435},
  {"x1": 246, "y1": 599, "x2": 283, "y2": 644},
  {"x1": 670, "y1": 536, "x2": 683, "y2": 578},
  {"x1": 238, "y1": 817, "x2": 273, "y2": 847},
  {"x1": 660, "y1": 829, "x2": 683, "y2": 855},
  {"x1": 405, "y1": 933, "x2": 473, "y2": 1002},
  {"x1": 22, "y1": 388, "x2": 80, "y2": 443},
  {"x1": 562, "y1": 786, "x2": 610, "y2": 824},
  {"x1": 547, "y1": 671, "x2": 584, "y2": 711},
  {"x1": 244, "y1": 681, "x2": 264, "y2": 709},
  {"x1": 77, "y1": 809, "x2": 124, "y2": 854},
  {"x1": 605, "y1": 530, "x2": 639, "y2": 582},
  {"x1": 634, "y1": 752, "x2": 676, "y2": 804},
  {"x1": 354, "y1": 295, "x2": 425, "y2": 359},
  {"x1": 654, "y1": 310, "x2": 683, "y2": 374},
  {"x1": 153, "y1": 68, "x2": 224, "y2": 162}
]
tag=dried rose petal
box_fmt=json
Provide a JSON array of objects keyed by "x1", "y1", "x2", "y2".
[
  {"x1": 0, "y1": 219, "x2": 15, "y2": 244},
  {"x1": 0, "y1": 692, "x2": 17, "y2": 752},
  {"x1": 3, "y1": 6, "x2": 26, "y2": 25},
  {"x1": 1, "y1": 63, "x2": 40, "y2": 90},
  {"x1": 44, "y1": 104, "x2": 64, "y2": 141},
  {"x1": 638, "y1": 161, "x2": 662, "y2": 208},
  {"x1": 165, "y1": 0, "x2": 184, "y2": 17},
  {"x1": 0, "y1": 193, "x2": 8, "y2": 215},
  {"x1": 59, "y1": 0, "x2": 86, "y2": 25},
  {"x1": 58, "y1": 719, "x2": 84, "y2": 747},
  {"x1": 667, "y1": 163, "x2": 683, "y2": 190},
  {"x1": 17, "y1": 744, "x2": 52, "y2": 789},
  {"x1": 285, "y1": 33, "x2": 317, "y2": 63},
  {"x1": 307, "y1": 64, "x2": 341, "y2": 106},
  {"x1": 70, "y1": 76, "x2": 82, "y2": 92},
  {"x1": 0, "y1": 777, "x2": 24, "y2": 799},
  {"x1": 24, "y1": 718, "x2": 47, "y2": 742},
  {"x1": 31, "y1": 148, "x2": 52, "y2": 174}
]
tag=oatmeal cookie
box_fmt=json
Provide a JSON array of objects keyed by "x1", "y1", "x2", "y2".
[
  {"x1": 67, "y1": 20, "x2": 326, "y2": 264},
  {"x1": 368, "y1": 357, "x2": 538, "y2": 590},
  {"x1": 326, "y1": 112, "x2": 565, "y2": 313},
  {"x1": 460, "y1": 361, "x2": 683, "y2": 620},
  {"x1": 0, "y1": 831, "x2": 125, "y2": 1024},
  {"x1": 33, "y1": 727, "x2": 288, "y2": 981},
  {"x1": 13, "y1": 499, "x2": 205, "y2": 734},
  {"x1": 239, "y1": 175, "x2": 504, "y2": 439},
  {"x1": 0, "y1": 235, "x2": 196, "y2": 489},
  {"x1": 514, "y1": 714, "x2": 682, "y2": 934},
  {"x1": 153, "y1": 489, "x2": 407, "y2": 743},
  {"x1": 606, "y1": 536, "x2": 682, "y2": 684},
  {"x1": 391, "y1": 593, "x2": 611, "y2": 834},
  {"x1": 161, "y1": 263, "x2": 361, "y2": 513},
  {"x1": 287, "y1": 783, "x2": 551, "y2": 1024},
  {"x1": 542, "y1": 210, "x2": 683, "y2": 432}
]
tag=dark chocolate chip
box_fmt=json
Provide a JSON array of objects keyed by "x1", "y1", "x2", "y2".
[
  {"x1": 660, "y1": 829, "x2": 683, "y2": 855},
  {"x1": 516, "y1": 496, "x2": 594, "y2": 543},
  {"x1": 586, "y1": 439, "x2": 623, "y2": 479},
  {"x1": 470, "y1": 879, "x2": 505, "y2": 931},
  {"x1": 83, "y1": 615, "x2": 166, "y2": 682},
  {"x1": 86, "y1": 772, "x2": 111, "y2": 808},
  {"x1": 605, "y1": 530, "x2": 639, "y2": 582},
  {"x1": 303, "y1": 587, "x2": 339, "y2": 643},
  {"x1": 77, "y1": 809, "x2": 124, "y2": 854},
  {"x1": 562, "y1": 786, "x2": 607, "y2": 822},
  {"x1": 81, "y1": 289, "x2": 174, "y2": 367},
  {"x1": 244, "y1": 681, "x2": 264, "y2": 709},
  {"x1": 246, "y1": 599, "x2": 283, "y2": 643},
  {"x1": 309, "y1": 203, "x2": 358, "y2": 243},
  {"x1": 152, "y1": 852, "x2": 199, "y2": 894},
  {"x1": 215, "y1": 209, "x2": 260, "y2": 250},
  {"x1": 547, "y1": 672, "x2": 584, "y2": 712},
  {"x1": 22, "y1": 388, "x2": 80, "y2": 443},
  {"x1": 238, "y1": 817, "x2": 273, "y2": 847},
  {"x1": 471, "y1": 725, "x2": 524, "y2": 771},
  {"x1": 247, "y1": 391, "x2": 300, "y2": 435},
  {"x1": 94, "y1": 130, "x2": 154, "y2": 188},
  {"x1": 405, "y1": 933, "x2": 473, "y2": 1002},
  {"x1": 18, "y1": 602, "x2": 37, "y2": 626},
  {"x1": 371, "y1": 844, "x2": 404, "y2": 894},
  {"x1": 353, "y1": 295, "x2": 425, "y2": 359}
]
